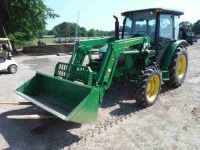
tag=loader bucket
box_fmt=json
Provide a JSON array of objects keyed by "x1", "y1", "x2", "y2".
[{"x1": 14, "y1": 72, "x2": 101, "y2": 123}]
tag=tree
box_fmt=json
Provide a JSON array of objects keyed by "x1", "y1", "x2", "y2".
[
  {"x1": 47, "y1": 30, "x2": 54, "y2": 35},
  {"x1": 79, "y1": 27, "x2": 87, "y2": 37},
  {"x1": 52, "y1": 22, "x2": 78, "y2": 37},
  {"x1": 50, "y1": 22, "x2": 114, "y2": 38},
  {"x1": 119, "y1": 26, "x2": 123, "y2": 32},
  {"x1": 95, "y1": 30, "x2": 100, "y2": 36},
  {"x1": 0, "y1": 0, "x2": 59, "y2": 47},
  {"x1": 88, "y1": 29, "x2": 96, "y2": 37},
  {"x1": 179, "y1": 21, "x2": 193, "y2": 33},
  {"x1": 192, "y1": 20, "x2": 200, "y2": 35}
]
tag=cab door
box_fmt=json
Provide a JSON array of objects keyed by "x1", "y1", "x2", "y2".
[{"x1": 157, "y1": 14, "x2": 179, "y2": 62}]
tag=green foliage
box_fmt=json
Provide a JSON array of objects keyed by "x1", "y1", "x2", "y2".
[
  {"x1": 51, "y1": 22, "x2": 114, "y2": 37},
  {"x1": 119, "y1": 26, "x2": 123, "y2": 32},
  {"x1": 47, "y1": 30, "x2": 54, "y2": 35},
  {"x1": 192, "y1": 20, "x2": 200, "y2": 35},
  {"x1": 52, "y1": 22, "x2": 77, "y2": 37},
  {"x1": 95, "y1": 30, "x2": 114, "y2": 37},
  {"x1": 88, "y1": 29, "x2": 96, "y2": 37},
  {"x1": 79, "y1": 27, "x2": 87, "y2": 37},
  {"x1": 32, "y1": 38, "x2": 54, "y2": 45},
  {"x1": 179, "y1": 21, "x2": 193, "y2": 33},
  {"x1": 0, "y1": 0, "x2": 59, "y2": 47}
]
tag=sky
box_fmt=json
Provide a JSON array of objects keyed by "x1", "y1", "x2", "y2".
[{"x1": 45, "y1": 0, "x2": 200, "y2": 31}]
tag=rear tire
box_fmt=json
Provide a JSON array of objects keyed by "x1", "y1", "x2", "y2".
[
  {"x1": 135, "y1": 68, "x2": 161, "y2": 107},
  {"x1": 8, "y1": 65, "x2": 17, "y2": 74},
  {"x1": 164, "y1": 47, "x2": 188, "y2": 88}
]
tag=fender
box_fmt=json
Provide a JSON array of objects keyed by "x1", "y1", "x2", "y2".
[{"x1": 161, "y1": 40, "x2": 188, "y2": 80}]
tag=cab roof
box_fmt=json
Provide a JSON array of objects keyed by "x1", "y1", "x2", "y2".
[{"x1": 121, "y1": 8, "x2": 184, "y2": 16}]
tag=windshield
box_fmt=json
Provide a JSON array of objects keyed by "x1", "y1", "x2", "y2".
[{"x1": 123, "y1": 11, "x2": 156, "y2": 43}]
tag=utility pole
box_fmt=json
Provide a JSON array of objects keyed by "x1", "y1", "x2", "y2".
[
  {"x1": 75, "y1": 10, "x2": 80, "y2": 41},
  {"x1": 69, "y1": 10, "x2": 80, "y2": 64}
]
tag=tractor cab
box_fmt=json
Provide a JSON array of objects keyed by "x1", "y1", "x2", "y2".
[{"x1": 121, "y1": 8, "x2": 184, "y2": 61}]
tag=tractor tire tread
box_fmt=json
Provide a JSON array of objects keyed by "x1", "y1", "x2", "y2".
[
  {"x1": 135, "y1": 67, "x2": 161, "y2": 107},
  {"x1": 164, "y1": 47, "x2": 188, "y2": 88}
]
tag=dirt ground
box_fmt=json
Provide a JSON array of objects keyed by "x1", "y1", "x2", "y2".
[{"x1": 0, "y1": 41, "x2": 200, "y2": 150}]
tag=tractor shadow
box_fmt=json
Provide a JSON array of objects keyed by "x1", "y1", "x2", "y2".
[
  {"x1": 101, "y1": 83, "x2": 176, "y2": 117},
  {"x1": 101, "y1": 83, "x2": 143, "y2": 116},
  {"x1": 0, "y1": 83, "x2": 175, "y2": 149},
  {"x1": 0, "y1": 106, "x2": 81, "y2": 150},
  {"x1": 160, "y1": 83, "x2": 176, "y2": 93}
]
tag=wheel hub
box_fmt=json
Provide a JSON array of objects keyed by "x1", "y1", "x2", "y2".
[
  {"x1": 147, "y1": 74, "x2": 160, "y2": 102},
  {"x1": 177, "y1": 55, "x2": 186, "y2": 79}
]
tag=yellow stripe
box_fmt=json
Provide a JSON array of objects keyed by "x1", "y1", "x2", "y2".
[{"x1": 118, "y1": 38, "x2": 142, "y2": 45}]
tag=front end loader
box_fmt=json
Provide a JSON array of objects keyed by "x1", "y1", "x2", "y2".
[{"x1": 14, "y1": 8, "x2": 188, "y2": 123}]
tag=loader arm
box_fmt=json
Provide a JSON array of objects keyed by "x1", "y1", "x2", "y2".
[
  {"x1": 67, "y1": 36, "x2": 150, "y2": 89},
  {"x1": 69, "y1": 37, "x2": 116, "y2": 65},
  {"x1": 96, "y1": 37, "x2": 150, "y2": 90}
]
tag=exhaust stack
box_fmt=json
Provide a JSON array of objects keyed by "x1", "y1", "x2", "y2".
[{"x1": 113, "y1": 15, "x2": 119, "y2": 39}]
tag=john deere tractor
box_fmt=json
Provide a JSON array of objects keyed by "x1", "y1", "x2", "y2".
[{"x1": 15, "y1": 8, "x2": 188, "y2": 123}]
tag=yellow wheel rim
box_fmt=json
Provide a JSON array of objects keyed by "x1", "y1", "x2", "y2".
[
  {"x1": 146, "y1": 74, "x2": 160, "y2": 102},
  {"x1": 177, "y1": 55, "x2": 187, "y2": 79}
]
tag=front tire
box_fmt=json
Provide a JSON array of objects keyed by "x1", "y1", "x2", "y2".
[
  {"x1": 8, "y1": 65, "x2": 17, "y2": 74},
  {"x1": 135, "y1": 68, "x2": 161, "y2": 107},
  {"x1": 164, "y1": 47, "x2": 188, "y2": 88}
]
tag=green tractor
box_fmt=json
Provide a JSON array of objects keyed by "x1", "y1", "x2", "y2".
[{"x1": 15, "y1": 8, "x2": 188, "y2": 123}]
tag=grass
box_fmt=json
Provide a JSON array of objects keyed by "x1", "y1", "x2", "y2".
[{"x1": 32, "y1": 38, "x2": 54, "y2": 45}]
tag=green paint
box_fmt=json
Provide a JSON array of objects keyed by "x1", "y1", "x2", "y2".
[{"x1": 15, "y1": 72, "x2": 101, "y2": 123}]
